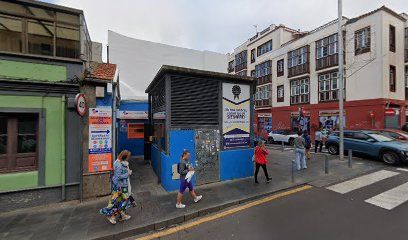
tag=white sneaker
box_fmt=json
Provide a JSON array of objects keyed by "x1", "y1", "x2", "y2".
[
  {"x1": 194, "y1": 195, "x2": 203, "y2": 203},
  {"x1": 176, "y1": 203, "x2": 186, "y2": 209}
]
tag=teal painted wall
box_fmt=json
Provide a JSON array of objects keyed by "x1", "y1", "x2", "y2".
[{"x1": 0, "y1": 60, "x2": 66, "y2": 82}]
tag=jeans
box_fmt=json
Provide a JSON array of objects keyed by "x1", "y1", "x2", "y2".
[
  {"x1": 295, "y1": 148, "x2": 307, "y2": 170},
  {"x1": 314, "y1": 140, "x2": 323, "y2": 153},
  {"x1": 254, "y1": 163, "x2": 270, "y2": 182}
]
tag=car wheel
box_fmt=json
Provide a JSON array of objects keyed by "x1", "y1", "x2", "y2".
[
  {"x1": 328, "y1": 144, "x2": 339, "y2": 155},
  {"x1": 288, "y1": 138, "x2": 294, "y2": 146},
  {"x1": 268, "y1": 137, "x2": 274, "y2": 144},
  {"x1": 381, "y1": 151, "x2": 401, "y2": 165}
]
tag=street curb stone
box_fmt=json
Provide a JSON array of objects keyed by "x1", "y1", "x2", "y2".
[{"x1": 91, "y1": 183, "x2": 306, "y2": 240}]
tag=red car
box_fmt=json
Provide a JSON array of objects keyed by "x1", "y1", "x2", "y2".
[{"x1": 374, "y1": 129, "x2": 408, "y2": 141}]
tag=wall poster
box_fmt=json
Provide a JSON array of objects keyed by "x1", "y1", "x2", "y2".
[
  {"x1": 222, "y1": 83, "x2": 250, "y2": 149},
  {"x1": 88, "y1": 108, "x2": 112, "y2": 172}
]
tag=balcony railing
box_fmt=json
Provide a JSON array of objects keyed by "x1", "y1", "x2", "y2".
[
  {"x1": 316, "y1": 54, "x2": 338, "y2": 71},
  {"x1": 255, "y1": 99, "x2": 272, "y2": 108},
  {"x1": 256, "y1": 75, "x2": 272, "y2": 86},
  {"x1": 288, "y1": 63, "x2": 310, "y2": 78},
  {"x1": 235, "y1": 62, "x2": 248, "y2": 72}
]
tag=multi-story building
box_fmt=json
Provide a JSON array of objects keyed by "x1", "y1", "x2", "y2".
[
  {"x1": 0, "y1": 0, "x2": 92, "y2": 210},
  {"x1": 228, "y1": 6, "x2": 408, "y2": 138}
]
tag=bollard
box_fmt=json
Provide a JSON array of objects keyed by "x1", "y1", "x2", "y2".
[
  {"x1": 291, "y1": 160, "x2": 295, "y2": 182},
  {"x1": 324, "y1": 154, "x2": 329, "y2": 174},
  {"x1": 348, "y1": 149, "x2": 353, "y2": 168},
  {"x1": 281, "y1": 141, "x2": 285, "y2": 152}
]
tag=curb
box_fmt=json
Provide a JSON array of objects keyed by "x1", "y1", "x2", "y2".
[{"x1": 91, "y1": 183, "x2": 306, "y2": 240}]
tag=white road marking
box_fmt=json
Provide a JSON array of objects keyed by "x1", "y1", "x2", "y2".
[
  {"x1": 396, "y1": 168, "x2": 408, "y2": 172},
  {"x1": 326, "y1": 170, "x2": 399, "y2": 194},
  {"x1": 365, "y1": 182, "x2": 408, "y2": 210}
]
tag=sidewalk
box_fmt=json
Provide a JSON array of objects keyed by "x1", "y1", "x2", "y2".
[{"x1": 0, "y1": 150, "x2": 384, "y2": 240}]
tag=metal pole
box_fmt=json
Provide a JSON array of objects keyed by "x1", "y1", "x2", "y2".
[
  {"x1": 291, "y1": 160, "x2": 295, "y2": 182},
  {"x1": 338, "y1": 0, "x2": 345, "y2": 161},
  {"x1": 281, "y1": 141, "x2": 284, "y2": 152},
  {"x1": 324, "y1": 155, "x2": 329, "y2": 174},
  {"x1": 348, "y1": 149, "x2": 353, "y2": 168}
]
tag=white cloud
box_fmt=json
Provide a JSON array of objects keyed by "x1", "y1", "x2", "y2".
[{"x1": 51, "y1": 0, "x2": 407, "y2": 60}]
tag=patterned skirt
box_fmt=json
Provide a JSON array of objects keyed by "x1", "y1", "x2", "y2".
[{"x1": 99, "y1": 187, "x2": 133, "y2": 217}]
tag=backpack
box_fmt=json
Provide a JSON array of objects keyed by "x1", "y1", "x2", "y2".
[{"x1": 177, "y1": 162, "x2": 186, "y2": 175}]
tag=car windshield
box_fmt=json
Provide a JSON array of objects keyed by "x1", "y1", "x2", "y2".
[{"x1": 367, "y1": 133, "x2": 394, "y2": 142}]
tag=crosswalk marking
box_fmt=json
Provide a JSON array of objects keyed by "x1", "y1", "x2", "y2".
[
  {"x1": 396, "y1": 168, "x2": 408, "y2": 172},
  {"x1": 365, "y1": 182, "x2": 408, "y2": 210},
  {"x1": 326, "y1": 170, "x2": 399, "y2": 194}
]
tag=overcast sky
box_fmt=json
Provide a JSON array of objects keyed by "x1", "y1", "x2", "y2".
[{"x1": 45, "y1": 0, "x2": 407, "y2": 60}]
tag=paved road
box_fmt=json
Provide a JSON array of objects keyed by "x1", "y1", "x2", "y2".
[{"x1": 138, "y1": 167, "x2": 408, "y2": 240}]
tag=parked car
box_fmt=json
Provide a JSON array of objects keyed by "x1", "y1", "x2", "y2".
[
  {"x1": 326, "y1": 130, "x2": 408, "y2": 165},
  {"x1": 373, "y1": 129, "x2": 408, "y2": 141},
  {"x1": 268, "y1": 129, "x2": 298, "y2": 145}
]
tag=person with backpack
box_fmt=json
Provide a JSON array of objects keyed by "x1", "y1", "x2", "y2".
[
  {"x1": 294, "y1": 131, "x2": 307, "y2": 170},
  {"x1": 176, "y1": 149, "x2": 202, "y2": 209},
  {"x1": 303, "y1": 130, "x2": 311, "y2": 160},
  {"x1": 100, "y1": 150, "x2": 136, "y2": 224},
  {"x1": 254, "y1": 141, "x2": 272, "y2": 184}
]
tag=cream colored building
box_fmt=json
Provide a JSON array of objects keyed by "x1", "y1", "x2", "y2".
[{"x1": 228, "y1": 6, "x2": 408, "y2": 135}]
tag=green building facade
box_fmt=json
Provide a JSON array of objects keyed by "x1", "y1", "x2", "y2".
[{"x1": 0, "y1": 0, "x2": 92, "y2": 211}]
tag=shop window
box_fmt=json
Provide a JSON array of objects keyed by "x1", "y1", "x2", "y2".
[
  {"x1": 0, "y1": 114, "x2": 38, "y2": 173},
  {"x1": 27, "y1": 20, "x2": 54, "y2": 56},
  {"x1": 0, "y1": 14, "x2": 23, "y2": 53},
  {"x1": 56, "y1": 24, "x2": 80, "y2": 58},
  {"x1": 128, "y1": 124, "x2": 144, "y2": 139}
]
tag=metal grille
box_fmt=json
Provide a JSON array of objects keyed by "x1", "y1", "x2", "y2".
[{"x1": 170, "y1": 75, "x2": 219, "y2": 128}]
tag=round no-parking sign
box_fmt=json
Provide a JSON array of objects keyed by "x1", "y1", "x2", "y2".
[{"x1": 75, "y1": 93, "x2": 87, "y2": 116}]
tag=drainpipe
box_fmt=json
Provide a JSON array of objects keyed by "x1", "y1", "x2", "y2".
[
  {"x1": 61, "y1": 96, "x2": 66, "y2": 201},
  {"x1": 112, "y1": 80, "x2": 117, "y2": 161}
]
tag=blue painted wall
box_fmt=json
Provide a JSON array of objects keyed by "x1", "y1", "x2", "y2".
[
  {"x1": 220, "y1": 148, "x2": 254, "y2": 181},
  {"x1": 117, "y1": 100, "x2": 148, "y2": 157},
  {"x1": 152, "y1": 130, "x2": 254, "y2": 192},
  {"x1": 96, "y1": 86, "x2": 112, "y2": 107}
]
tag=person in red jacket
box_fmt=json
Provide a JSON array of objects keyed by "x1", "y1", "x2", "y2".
[{"x1": 254, "y1": 141, "x2": 272, "y2": 184}]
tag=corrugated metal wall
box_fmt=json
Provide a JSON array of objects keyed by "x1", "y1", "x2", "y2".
[{"x1": 170, "y1": 75, "x2": 219, "y2": 128}]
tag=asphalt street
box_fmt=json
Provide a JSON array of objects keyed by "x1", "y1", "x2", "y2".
[{"x1": 138, "y1": 167, "x2": 408, "y2": 240}]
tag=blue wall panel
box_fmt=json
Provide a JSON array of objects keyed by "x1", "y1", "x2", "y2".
[
  {"x1": 160, "y1": 130, "x2": 196, "y2": 192},
  {"x1": 220, "y1": 148, "x2": 254, "y2": 181},
  {"x1": 96, "y1": 87, "x2": 113, "y2": 107},
  {"x1": 117, "y1": 101, "x2": 149, "y2": 157}
]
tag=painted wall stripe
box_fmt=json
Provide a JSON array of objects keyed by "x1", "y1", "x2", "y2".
[
  {"x1": 136, "y1": 185, "x2": 312, "y2": 240},
  {"x1": 396, "y1": 168, "x2": 408, "y2": 172},
  {"x1": 326, "y1": 170, "x2": 399, "y2": 194},
  {"x1": 365, "y1": 182, "x2": 408, "y2": 210}
]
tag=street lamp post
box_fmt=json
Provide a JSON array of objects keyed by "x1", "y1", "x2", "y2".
[{"x1": 338, "y1": 0, "x2": 345, "y2": 161}]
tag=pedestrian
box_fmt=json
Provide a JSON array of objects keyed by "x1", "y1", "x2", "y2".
[
  {"x1": 254, "y1": 141, "x2": 272, "y2": 184},
  {"x1": 100, "y1": 150, "x2": 135, "y2": 224},
  {"x1": 303, "y1": 130, "x2": 311, "y2": 160},
  {"x1": 294, "y1": 131, "x2": 307, "y2": 170},
  {"x1": 314, "y1": 128, "x2": 323, "y2": 153},
  {"x1": 176, "y1": 149, "x2": 202, "y2": 209},
  {"x1": 322, "y1": 127, "x2": 329, "y2": 146}
]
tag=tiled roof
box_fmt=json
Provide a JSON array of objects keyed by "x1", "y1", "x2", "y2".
[{"x1": 89, "y1": 63, "x2": 117, "y2": 81}]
